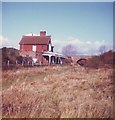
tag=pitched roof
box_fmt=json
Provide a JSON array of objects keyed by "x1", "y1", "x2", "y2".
[{"x1": 19, "y1": 36, "x2": 51, "y2": 45}]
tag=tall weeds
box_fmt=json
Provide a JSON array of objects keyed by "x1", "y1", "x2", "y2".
[{"x1": 2, "y1": 65, "x2": 113, "y2": 118}]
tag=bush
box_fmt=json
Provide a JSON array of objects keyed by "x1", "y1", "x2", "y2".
[{"x1": 85, "y1": 50, "x2": 114, "y2": 69}]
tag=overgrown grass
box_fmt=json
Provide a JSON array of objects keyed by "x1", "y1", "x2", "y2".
[{"x1": 2, "y1": 65, "x2": 113, "y2": 118}]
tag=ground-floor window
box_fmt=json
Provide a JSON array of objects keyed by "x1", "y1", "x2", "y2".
[{"x1": 32, "y1": 45, "x2": 36, "y2": 51}]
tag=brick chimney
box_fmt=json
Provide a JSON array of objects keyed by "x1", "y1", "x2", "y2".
[{"x1": 40, "y1": 31, "x2": 46, "y2": 36}]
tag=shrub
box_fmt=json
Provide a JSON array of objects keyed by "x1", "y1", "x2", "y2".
[{"x1": 85, "y1": 50, "x2": 114, "y2": 69}]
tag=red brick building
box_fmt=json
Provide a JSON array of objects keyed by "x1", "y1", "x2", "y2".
[{"x1": 19, "y1": 31, "x2": 54, "y2": 64}]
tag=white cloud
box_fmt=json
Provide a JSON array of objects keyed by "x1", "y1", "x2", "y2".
[
  {"x1": 53, "y1": 37, "x2": 113, "y2": 55},
  {"x1": 0, "y1": 35, "x2": 19, "y2": 49},
  {"x1": 0, "y1": 35, "x2": 113, "y2": 55}
]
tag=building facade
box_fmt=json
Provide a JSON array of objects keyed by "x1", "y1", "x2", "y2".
[
  {"x1": 19, "y1": 31, "x2": 53, "y2": 53},
  {"x1": 19, "y1": 31, "x2": 54, "y2": 65}
]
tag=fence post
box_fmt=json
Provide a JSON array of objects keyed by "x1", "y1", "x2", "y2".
[
  {"x1": 32, "y1": 61, "x2": 34, "y2": 66},
  {"x1": 16, "y1": 60, "x2": 17, "y2": 66},
  {"x1": 22, "y1": 61, "x2": 24, "y2": 66},
  {"x1": 7, "y1": 60, "x2": 10, "y2": 67},
  {"x1": 28, "y1": 61, "x2": 29, "y2": 66},
  {"x1": 39, "y1": 61, "x2": 41, "y2": 66}
]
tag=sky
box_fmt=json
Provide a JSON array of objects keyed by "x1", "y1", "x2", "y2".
[{"x1": 1, "y1": 2, "x2": 113, "y2": 55}]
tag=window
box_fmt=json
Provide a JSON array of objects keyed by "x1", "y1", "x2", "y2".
[
  {"x1": 49, "y1": 44, "x2": 51, "y2": 51},
  {"x1": 32, "y1": 45, "x2": 36, "y2": 51}
]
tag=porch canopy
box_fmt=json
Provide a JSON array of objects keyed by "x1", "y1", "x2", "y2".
[{"x1": 42, "y1": 51, "x2": 67, "y2": 64}]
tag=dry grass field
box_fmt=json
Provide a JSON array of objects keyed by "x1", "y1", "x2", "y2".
[{"x1": 2, "y1": 65, "x2": 113, "y2": 118}]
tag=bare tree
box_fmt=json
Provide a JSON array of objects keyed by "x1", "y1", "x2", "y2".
[
  {"x1": 99, "y1": 45, "x2": 106, "y2": 55},
  {"x1": 62, "y1": 44, "x2": 77, "y2": 56}
]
